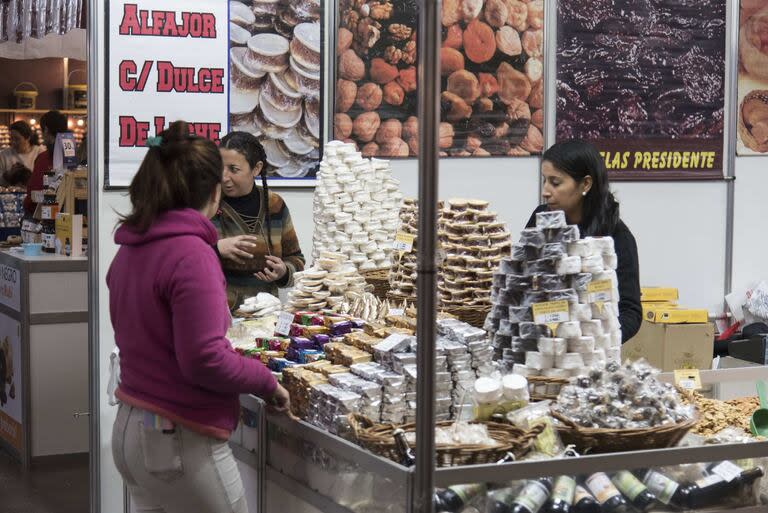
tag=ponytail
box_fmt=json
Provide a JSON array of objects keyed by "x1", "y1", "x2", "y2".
[
  {"x1": 120, "y1": 121, "x2": 223, "y2": 232},
  {"x1": 220, "y1": 131, "x2": 272, "y2": 250}
]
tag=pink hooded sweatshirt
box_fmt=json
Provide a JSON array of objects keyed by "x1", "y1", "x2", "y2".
[{"x1": 107, "y1": 208, "x2": 277, "y2": 439}]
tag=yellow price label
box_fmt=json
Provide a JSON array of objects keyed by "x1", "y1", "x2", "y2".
[
  {"x1": 392, "y1": 232, "x2": 415, "y2": 253},
  {"x1": 587, "y1": 279, "x2": 613, "y2": 302},
  {"x1": 532, "y1": 300, "x2": 570, "y2": 332},
  {"x1": 674, "y1": 369, "x2": 702, "y2": 391}
]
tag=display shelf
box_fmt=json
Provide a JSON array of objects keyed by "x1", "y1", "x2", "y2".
[
  {"x1": 0, "y1": 108, "x2": 87, "y2": 115},
  {"x1": 236, "y1": 380, "x2": 768, "y2": 513}
]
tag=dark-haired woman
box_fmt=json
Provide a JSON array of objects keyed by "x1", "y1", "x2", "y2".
[
  {"x1": 214, "y1": 131, "x2": 305, "y2": 309},
  {"x1": 107, "y1": 121, "x2": 293, "y2": 513},
  {"x1": 24, "y1": 110, "x2": 68, "y2": 215},
  {"x1": 0, "y1": 121, "x2": 43, "y2": 186},
  {"x1": 526, "y1": 140, "x2": 642, "y2": 342}
]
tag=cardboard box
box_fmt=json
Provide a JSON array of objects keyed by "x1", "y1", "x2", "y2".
[
  {"x1": 622, "y1": 321, "x2": 714, "y2": 371},
  {"x1": 643, "y1": 305, "x2": 709, "y2": 324},
  {"x1": 641, "y1": 287, "x2": 679, "y2": 302}
]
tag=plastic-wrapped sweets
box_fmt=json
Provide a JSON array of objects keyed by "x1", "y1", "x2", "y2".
[
  {"x1": 595, "y1": 333, "x2": 611, "y2": 350},
  {"x1": 588, "y1": 236, "x2": 615, "y2": 255},
  {"x1": 484, "y1": 315, "x2": 501, "y2": 332},
  {"x1": 505, "y1": 273, "x2": 531, "y2": 290},
  {"x1": 581, "y1": 254, "x2": 604, "y2": 273},
  {"x1": 556, "y1": 255, "x2": 581, "y2": 275},
  {"x1": 538, "y1": 337, "x2": 567, "y2": 356},
  {"x1": 510, "y1": 338, "x2": 540, "y2": 352},
  {"x1": 520, "y1": 322, "x2": 552, "y2": 340},
  {"x1": 309, "y1": 384, "x2": 362, "y2": 432},
  {"x1": 541, "y1": 242, "x2": 567, "y2": 258},
  {"x1": 534, "y1": 274, "x2": 567, "y2": 291},
  {"x1": 601, "y1": 314, "x2": 620, "y2": 333},
  {"x1": 536, "y1": 210, "x2": 567, "y2": 229},
  {"x1": 567, "y1": 336, "x2": 595, "y2": 353},
  {"x1": 581, "y1": 349, "x2": 607, "y2": 367},
  {"x1": 522, "y1": 290, "x2": 548, "y2": 306},
  {"x1": 512, "y1": 363, "x2": 540, "y2": 377},
  {"x1": 570, "y1": 302, "x2": 592, "y2": 322},
  {"x1": 580, "y1": 320, "x2": 604, "y2": 336},
  {"x1": 592, "y1": 270, "x2": 618, "y2": 288},
  {"x1": 555, "y1": 353, "x2": 585, "y2": 370},
  {"x1": 502, "y1": 348, "x2": 525, "y2": 365},
  {"x1": 556, "y1": 321, "x2": 582, "y2": 338},
  {"x1": 610, "y1": 330, "x2": 622, "y2": 347},
  {"x1": 525, "y1": 351, "x2": 555, "y2": 370},
  {"x1": 545, "y1": 225, "x2": 580, "y2": 243},
  {"x1": 511, "y1": 243, "x2": 539, "y2": 261},
  {"x1": 590, "y1": 302, "x2": 618, "y2": 320},
  {"x1": 497, "y1": 287, "x2": 522, "y2": 306},
  {"x1": 568, "y1": 239, "x2": 597, "y2": 257},
  {"x1": 497, "y1": 319, "x2": 519, "y2": 337},
  {"x1": 493, "y1": 272, "x2": 507, "y2": 288},
  {"x1": 519, "y1": 228, "x2": 546, "y2": 248},
  {"x1": 499, "y1": 257, "x2": 523, "y2": 274},
  {"x1": 525, "y1": 258, "x2": 558, "y2": 275},
  {"x1": 392, "y1": 353, "x2": 417, "y2": 373},
  {"x1": 490, "y1": 303, "x2": 510, "y2": 319},
  {"x1": 603, "y1": 253, "x2": 618, "y2": 270},
  {"x1": 570, "y1": 273, "x2": 593, "y2": 291},
  {"x1": 548, "y1": 288, "x2": 578, "y2": 303},
  {"x1": 605, "y1": 348, "x2": 621, "y2": 363},
  {"x1": 509, "y1": 306, "x2": 533, "y2": 323},
  {"x1": 492, "y1": 333, "x2": 512, "y2": 349}
]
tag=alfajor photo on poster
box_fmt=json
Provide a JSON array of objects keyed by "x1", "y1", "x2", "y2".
[{"x1": 229, "y1": 0, "x2": 323, "y2": 181}]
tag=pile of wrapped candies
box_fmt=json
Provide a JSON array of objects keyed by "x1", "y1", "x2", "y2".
[
  {"x1": 553, "y1": 359, "x2": 694, "y2": 429},
  {"x1": 286, "y1": 252, "x2": 369, "y2": 312},
  {"x1": 486, "y1": 210, "x2": 622, "y2": 397}
]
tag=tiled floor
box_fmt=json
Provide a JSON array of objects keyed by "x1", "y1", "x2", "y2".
[{"x1": 0, "y1": 449, "x2": 89, "y2": 513}]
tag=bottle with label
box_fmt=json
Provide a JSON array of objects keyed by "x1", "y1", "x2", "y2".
[
  {"x1": 42, "y1": 170, "x2": 55, "y2": 188},
  {"x1": 510, "y1": 478, "x2": 552, "y2": 513},
  {"x1": 392, "y1": 429, "x2": 415, "y2": 467},
  {"x1": 572, "y1": 485, "x2": 600, "y2": 513},
  {"x1": 434, "y1": 484, "x2": 486, "y2": 512},
  {"x1": 41, "y1": 219, "x2": 56, "y2": 253},
  {"x1": 41, "y1": 189, "x2": 59, "y2": 221},
  {"x1": 584, "y1": 473, "x2": 627, "y2": 513},
  {"x1": 546, "y1": 476, "x2": 576, "y2": 513},
  {"x1": 64, "y1": 237, "x2": 71, "y2": 256},
  {"x1": 486, "y1": 487, "x2": 519, "y2": 513},
  {"x1": 684, "y1": 462, "x2": 764, "y2": 509},
  {"x1": 610, "y1": 471, "x2": 655, "y2": 511},
  {"x1": 642, "y1": 470, "x2": 689, "y2": 509}
]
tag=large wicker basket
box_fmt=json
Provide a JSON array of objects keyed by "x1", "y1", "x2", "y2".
[
  {"x1": 550, "y1": 411, "x2": 697, "y2": 454},
  {"x1": 442, "y1": 305, "x2": 491, "y2": 329},
  {"x1": 360, "y1": 268, "x2": 391, "y2": 300},
  {"x1": 348, "y1": 414, "x2": 543, "y2": 467}
]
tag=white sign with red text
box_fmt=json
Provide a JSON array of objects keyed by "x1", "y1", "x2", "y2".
[{"x1": 106, "y1": 0, "x2": 229, "y2": 187}]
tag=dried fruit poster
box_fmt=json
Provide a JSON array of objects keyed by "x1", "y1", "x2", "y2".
[
  {"x1": 229, "y1": 0, "x2": 323, "y2": 180},
  {"x1": 556, "y1": 0, "x2": 726, "y2": 179},
  {"x1": 738, "y1": 0, "x2": 768, "y2": 155},
  {"x1": 334, "y1": 0, "x2": 544, "y2": 158}
]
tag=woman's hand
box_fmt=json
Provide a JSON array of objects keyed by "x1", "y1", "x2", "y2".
[
  {"x1": 267, "y1": 384, "x2": 298, "y2": 421},
  {"x1": 217, "y1": 235, "x2": 260, "y2": 264},
  {"x1": 255, "y1": 255, "x2": 287, "y2": 283}
]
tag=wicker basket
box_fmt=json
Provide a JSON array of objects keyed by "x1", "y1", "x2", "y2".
[
  {"x1": 360, "y1": 268, "x2": 391, "y2": 300},
  {"x1": 527, "y1": 375, "x2": 570, "y2": 401},
  {"x1": 550, "y1": 411, "x2": 697, "y2": 454},
  {"x1": 441, "y1": 305, "x2": 491, "y2": 328},
  {"x1": 348, "y1": 414, "x2": 543, "y2": 467}
]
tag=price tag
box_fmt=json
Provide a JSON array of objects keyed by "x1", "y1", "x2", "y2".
[
  {"x1": 710, "y1": 461, "x2": 743, "y2": 482},
  {"x1": 587, "y1": 279, "x2": 613, "y2": 303},
  {"x1": 674, "y1": 369, "x2": 702, "y2": 391},
  {"x1": 532, "y1": 300, "x2": 570, "y2": 326},
  {"x1": 392, "y1": 232, "x2": 415, "y2": 253},
  {"x1": 388, "y1": 308, "x2": 405, "y2": 317},
  {"x1": 54, "y1": 132, "x2": 78, "y2": 168},
  {"x1": 274, "y1": 312, "x2": 294, "y2": 336}
]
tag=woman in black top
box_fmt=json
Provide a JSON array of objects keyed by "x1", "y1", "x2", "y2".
[{"x1": 526, "y1": 141, "x2": 642, "y2": 342}]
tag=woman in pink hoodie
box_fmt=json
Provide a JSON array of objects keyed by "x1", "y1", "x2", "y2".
[{"x1": 107, "y1": 121, "x2": 292, "y2": 513}]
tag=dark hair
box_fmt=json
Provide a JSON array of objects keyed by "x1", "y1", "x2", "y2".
[
  {"x1": 219, "y1": 131, "x2": 273, "y2": 250},
  {"x1": 120, "y1": 121, "x2": 223, "y2": 232},
  {"x1": 9, "y1": 120, "x2": 37, "y2": 146},
  {"x1": 39, "y1": 110, "x2": 68, "y2": 138},
  {"x1": 3, "y1": 164, "x2": 31, "y2": 187},
  {"x1": 542, "y1": 140, "x2": 619, "y2": 236}
]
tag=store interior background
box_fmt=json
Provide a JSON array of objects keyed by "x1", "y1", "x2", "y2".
[{"x1": 91, "y1": 6, "x2": 767, "y2": 513}]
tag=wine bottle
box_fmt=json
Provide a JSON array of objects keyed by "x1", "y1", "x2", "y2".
[
  {"x1": 486, "y1": 487, "x2": 520, "y2": 513},
  {"x1": 545, "y1": 476, "x2": 576, "y2": 513},
  {"x1": 434, "y1": 484, "x2": 486, "y2": 513},
  {"x1": 610, "y1": 471, "x2": 655, "y2": 511},
  {"x1": 392, "y1": 429, "x2": 416, "y2": 466},
  {"x1": 642, "y1": 469, "x2": 690, "y2": 509},
  {"x1": 584, "y1": 473, "x2": 627, "y2": 513},
  {"x1": 510, "y1": 478, "x2": 553, "y2": 513},
  {"x1": 684, "y1": 462, "x2": 764, "y2": 509},
  {"x1": 572, "y1": 485, "x2": 601, "y2": 513}
]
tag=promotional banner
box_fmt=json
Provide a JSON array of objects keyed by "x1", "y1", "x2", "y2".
[
  {"x1": 229, "y1": 0, "x2": 323, "y2": 180},
  {"x1": 556, "y1": 0, "x2": 726, "y2": 179},
  {"x1": 737, "y1": 0, "x2": 768, "y2": 155},
  {"x1": 105, "y1": 0, "x2": 229, "y2": 187},
  {"x1": 334, "y1": 0, "x2": 544, "y2": 158},
  {"x1": 0, "y1": 313, "x2": 22, "y2": 453}
]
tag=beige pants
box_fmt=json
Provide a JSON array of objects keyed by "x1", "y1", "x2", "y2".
[{"x1": 112, "y1": 404, "x2": 248, "y2": 513}]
